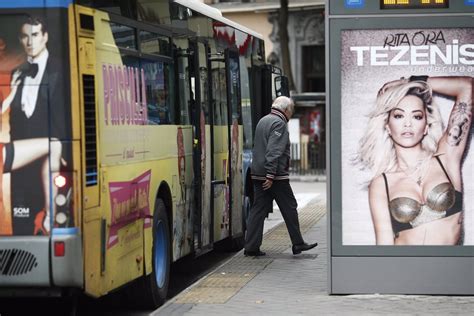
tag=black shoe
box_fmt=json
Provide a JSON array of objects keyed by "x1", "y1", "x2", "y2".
[
  {"x1": 244, "y1": 250, "x2": 266, "y2": 257},
  {"x1": 292, "y1": 242, "x2": 318, "y2": 255}
]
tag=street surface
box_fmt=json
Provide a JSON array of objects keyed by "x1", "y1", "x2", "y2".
[
  {"x1": 0, "y1": 181, "x2": 323, "y2": 316},
  {"x1": 263, "y1": 181, "x2": 325, "y2": 234}
]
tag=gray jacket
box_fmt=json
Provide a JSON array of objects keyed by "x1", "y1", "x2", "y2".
[{"x1": 251, "y1": 108, "x2": 290, "y2": 181}]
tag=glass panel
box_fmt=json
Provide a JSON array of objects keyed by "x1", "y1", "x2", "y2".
[
  {"x1": 110, "y1": 22, "x2": 137, "y2": 50},
  {"x1": 228, "y1": 54, "x2": 241, "y2": 124},
  {"x1": 137, "y1": 0, "x2": 171, "y2": 25},
  {"x1": 240, "y1": 55, "x2": 253, "y2": 150},
  {"x1": 212, "y1": 64, "x2": 227, "y2": 126},
  {"x1": 175, "y1": 39, "x2": 191, "y2": 125},
  {"x1": 142, "y1": 60, "x2": 174, "y2": 125},
  {"x1": 78, "y1": 0, "x2": 137, "y2": 19},
  {"x1": 198, "y1": 42, "x2": 209, "y2": 124},
  {"x1": 139, "y1": 30, "x2": 171, "y2": 56}
]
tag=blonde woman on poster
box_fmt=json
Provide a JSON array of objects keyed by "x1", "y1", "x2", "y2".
[{"x1": 356, "y1": 75, "x2": 473, "y2": 245}]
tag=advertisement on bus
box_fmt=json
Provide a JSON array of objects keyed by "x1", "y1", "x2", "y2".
[
  {"x1": 0, "y1": 9, "x2": 72, "y2": 236},
  {"x1": 340, "y1": 27, "x2": 473, "y2": 246}
]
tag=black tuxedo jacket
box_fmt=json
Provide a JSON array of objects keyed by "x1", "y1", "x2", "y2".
[{"x1": 10, "y1": 56, "x2": 71, "y2": 141}]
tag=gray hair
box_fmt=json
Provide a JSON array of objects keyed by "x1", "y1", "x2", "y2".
[{"x1": 272, "y1": 96, "x2": 294, "y2": 114}]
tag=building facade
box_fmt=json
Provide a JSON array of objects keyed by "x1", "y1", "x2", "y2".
[{"x1": 206, "y1": 0, "x2": 326, "y2": 172}]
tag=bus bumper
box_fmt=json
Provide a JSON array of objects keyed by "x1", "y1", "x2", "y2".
[
  {"x1": 0, "y1": 228, "x2": 83, "y2": 288},
  {"x1": 0, "y1": 236, "x2": 51, "y2": 286},
  {"x1": 51, "y1": 228, "x2": 83, "y2": 287}
]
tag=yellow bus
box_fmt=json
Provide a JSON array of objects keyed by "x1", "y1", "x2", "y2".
[{"x1": 0, "y1": 0, "x2": 287, "y2": 307}]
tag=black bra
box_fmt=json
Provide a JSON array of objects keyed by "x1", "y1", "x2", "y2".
[{"x1": 383, "y1": 156, "x2": 462, "y2": 235}]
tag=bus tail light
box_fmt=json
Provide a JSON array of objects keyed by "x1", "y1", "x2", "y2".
[
  {"x1": 53, "y1": 172, "x2": 74, "y2": 228},
  {"x1": 55, "y1": 211, "x2": 68, "y2": 225},
  {"x1": 54, "y1": 174, "x2": 67, "y2": 188},
  {"x1": 54, "y1": 241, "x2": 65, "y2": 257}
]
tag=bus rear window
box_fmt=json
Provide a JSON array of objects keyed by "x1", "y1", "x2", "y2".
[
  {"x1": 110, "y1": 22, "x2": 137, "y2": 51},
  {"x1": 139, "y1": 30, "x2": 170, "y2": 57}
]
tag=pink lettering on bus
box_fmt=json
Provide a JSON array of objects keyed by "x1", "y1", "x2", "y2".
[
  {"x1": 102, "y1": 63, "x2": 148, "y2": 126},
  {"x1": 103, "y1": 65, "x2": 109, "y2": 125},
  {"x1": 107, "y1": 169, "x2": 152, "y2": 248},
  {"x1": 123, "y1": 66, "x2": 130, "y2": 125},
  {"x1": 129, "y1": 66, "x2": 136, "y2": 124},
  {"x1": 134, "y1": 67, "x2": 141, "y2": 125},
  {"x1": 141, "y1": 68, "x2": 148, "y2": 124}
]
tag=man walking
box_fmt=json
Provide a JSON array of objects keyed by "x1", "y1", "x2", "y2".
[{"x1": 244, "y1": 96, "x2": 317, "y2": 256}]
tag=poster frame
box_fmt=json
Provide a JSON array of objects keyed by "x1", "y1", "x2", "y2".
[
  {"x1": 327, "y1": 2, "x2": 474, "y2": 294},
  {"x1": 329, "y1": 16, "x2": 474, "y2": 257}
]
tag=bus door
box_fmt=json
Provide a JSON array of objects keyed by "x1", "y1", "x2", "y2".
[
  {"x1": 209, "y1": 49, "x2": 231, "y2": 243},
  {"x1": 175, "y1": 37, "x2": 196, "y2": 259},
  {"x1": 188, "y1": 40, "x2": 213, "y2": 253},
  {"x1": 225, "y1": 49, "x2": 243, "y2": 240}
]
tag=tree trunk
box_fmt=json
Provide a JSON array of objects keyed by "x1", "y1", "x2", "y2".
[{"x1": 279, "y1": 0, "x2": 296, "y2": 92}]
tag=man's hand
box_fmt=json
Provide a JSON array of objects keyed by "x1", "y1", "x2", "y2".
[
  {"x1": 2, "y1": 71, "x2": 22, "y2": 114},
  {"x1": 262, "y1": 179, "x2": 273, "y2": 190}
]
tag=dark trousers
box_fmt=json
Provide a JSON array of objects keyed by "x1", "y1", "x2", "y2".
[{"x1": 245, "y1": 180, "x2": 304, "y2": 252}]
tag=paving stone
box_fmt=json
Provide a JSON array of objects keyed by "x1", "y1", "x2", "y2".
[{"x1": 155, "y1": 199, "x2": 474, "y2": 316}]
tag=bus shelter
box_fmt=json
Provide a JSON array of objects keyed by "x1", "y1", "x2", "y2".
[{"x1": 327, "y1": 0, "x2": 474, "y2": 294}]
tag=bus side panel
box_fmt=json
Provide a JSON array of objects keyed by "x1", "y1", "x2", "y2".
[
  {"x1": 82, "y1": 211, "x2": 102, "y2": 297},
  {"x1": 93, "y1": 9, "x2": 146, "y2": 293},
  {"x1": 170, "y1": 126, "x2": 194, "y2": 261},
  {"x1": 92, "y1": 8, "x2": 196, "y2": 289},
  {"x1": 230, "y1": 124, "x2": 243, "y2": 237},
  {"x1": 201, "y1": 125, "x2": 212, "y2": 246},
  {"x1": 213, "y1": 126, "x2": 230, "y2": 241}
]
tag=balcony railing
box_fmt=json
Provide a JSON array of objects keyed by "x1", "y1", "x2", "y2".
[{"x1": 289, "y1": 141, "x2": 326, "y2": 175}]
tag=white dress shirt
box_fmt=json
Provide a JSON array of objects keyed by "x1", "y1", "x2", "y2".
[{"x1": 21, "y1": 49, "x2": 49, "y2": 118}]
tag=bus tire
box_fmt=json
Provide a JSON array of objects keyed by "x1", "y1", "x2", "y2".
[{"x1": 136, "y1": 199, "x2": 170, "y2": 309}]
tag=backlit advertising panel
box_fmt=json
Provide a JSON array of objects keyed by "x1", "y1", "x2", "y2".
[
  {"x1": 0, "y1": 8, "x2": 72, "y2": 236},
  {"x1": 340, "y1": 27, "x2": 473, "y2": 246}
]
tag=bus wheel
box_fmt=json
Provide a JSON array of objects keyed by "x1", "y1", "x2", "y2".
[{"x1": 135, "y1": 199, "x2": 170, "y2": 309}]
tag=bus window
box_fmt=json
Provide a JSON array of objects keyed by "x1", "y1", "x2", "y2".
[
  {"x1": 240, "y1": 55, "x2": 252, "y2": 150},
  {"x1": 228, "y1": 53, "x2": 241, "y2": 124},
  {"x1": 78, "y1": 0, "x2": 138, "y2": 19},
  {"x1": 139, "y1": 30, "x2": 171, "y2": 57},
  {"x1": 199, "y1": 66, "x2": 209, "y2": 123},
  {"x1": 197, "y1": 42, "x2": 210, "y2": 124},
  {"x1": 212, "y1": 66, "x2": 228, "y2": 126},
  {"x1": 142, "y1": 60, "x2": 174, "y2": 125},
  {"x1": 176, "y1": 45, "x2": 191, "y2": 125},
  {"x1": 110, "y1": 22, "x2": 137, "y2": 51}
]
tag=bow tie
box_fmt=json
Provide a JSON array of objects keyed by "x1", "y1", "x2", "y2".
[{"x1": 19, "y1": 62, "x2": 39, "y2": 78}]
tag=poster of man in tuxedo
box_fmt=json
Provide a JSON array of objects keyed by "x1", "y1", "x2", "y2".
[{"x1": 0, "y1": 11, "x2": 72, "y2": 236}]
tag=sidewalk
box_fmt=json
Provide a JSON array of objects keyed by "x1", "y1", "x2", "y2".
[
  {"x1": 155, "y1": 200, "x2": 474, "y2": 316},
  {"x1": 289, "y1": 173, "x2": 326, "y2": 183}
]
